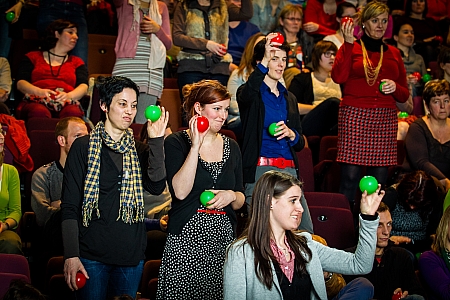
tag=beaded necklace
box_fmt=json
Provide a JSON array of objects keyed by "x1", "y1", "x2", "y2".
[
  {"x1": 47, "y1": 51, "x2": 68, "y2": 78},
  {"x1": 361, "y1": 39, "x2": 383, "y2": 86}
]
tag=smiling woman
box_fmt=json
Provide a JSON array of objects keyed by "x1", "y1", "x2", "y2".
[{"x1": 16, "y1": 19, "x2": 88, "y2": 121}]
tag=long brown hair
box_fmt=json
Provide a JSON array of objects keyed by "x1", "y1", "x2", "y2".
[
  {"x1": 236, "y1": 171, "x2": 312, "y2": 289},
  {"x1": 236, "y1": 32, "x2": 265, "y2": 80},
  {"x1": 432, "y1": 205, "x2": 450, "y2": 255}
]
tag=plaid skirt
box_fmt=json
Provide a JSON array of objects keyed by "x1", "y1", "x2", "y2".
[{"x1": 337, "y1": 105, "x2": 397, "y2": 166}]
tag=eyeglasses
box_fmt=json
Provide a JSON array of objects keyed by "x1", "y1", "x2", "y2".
[
  {"x1": 323, "y1": 51, "x2": 336, "y2": 58},
  {"x1": 284, "y1": 17, "x2": 302, "y2": 22}
]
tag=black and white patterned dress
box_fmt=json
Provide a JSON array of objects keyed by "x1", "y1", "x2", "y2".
[{"x1": 156, "y1": 133, "x2": 234, "y2": 299}]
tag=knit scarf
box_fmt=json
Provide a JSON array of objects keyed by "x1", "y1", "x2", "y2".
[{"x1": 82, "y1": 121, "x2": 144, "y2": 227}]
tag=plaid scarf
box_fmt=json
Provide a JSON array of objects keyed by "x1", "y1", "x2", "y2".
[{"x1": 82, "y1": 121, "x2": 144, "y2": 226}]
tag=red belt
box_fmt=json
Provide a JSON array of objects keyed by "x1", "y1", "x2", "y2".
[
  {"x1": 197, "y1": 209, "x2": 226, "y2": 215},
  {"x1": 257, "y1": 157, "x2": 295, "y2": 169}
]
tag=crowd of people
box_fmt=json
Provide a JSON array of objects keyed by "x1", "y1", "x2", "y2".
[{"x1": 0, "y1": 0, "x2": 449, "y2": 299}]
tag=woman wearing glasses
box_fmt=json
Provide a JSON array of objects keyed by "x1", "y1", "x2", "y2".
[
  {"x1": 331, "y1": 1, "x2": 409, "y2": 209},
  {"x1": 273, "y1": 4, "x2": 314, "y2": 88},
  {"x1": 288, "y1": 41, "x2": 341, "y2": 137}
]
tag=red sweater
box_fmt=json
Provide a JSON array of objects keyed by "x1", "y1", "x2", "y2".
[
  {"x1": 331, "y1": 41, "x2": 409, "y2": 109},
  {"x1": 303, "y1": 0, "x2": 343, "y2": 36}
]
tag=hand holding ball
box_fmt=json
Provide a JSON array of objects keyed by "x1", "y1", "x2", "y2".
[
  {"x1": 75, "y1": 272, "x2": 86, "y2": 289},
  {"x1": 200, "y1": 190, "x2": 215, "y2": 206},
  {"x1": 379, "y1": 81, "x2": 387, "y2": 93},
  {"x1": 197, "y1": 116, "x2": 209, "y2": 133},
  {"x1": 144, "y1": 105, "x2": 161, "y2": 122},
  {"x1": 341, "y1": 16, "x2": 353, "y2": 26},
  {"x1": 392, "y1": 291, "x2": 402, "y2": 300},
  {"x1": 412, "y1": 72, "x2": 421, "y2": 81},
  {"x1": 5, "y1": 12, "x2": 14, "y2": 22},
  {"x1": 268, "y1": 123, "x2": 279, "y2": 136},
  {"x1": 270, "y1": 33, "x2": 284, "y2": 47},
  {"x1": 359, "y1": 176, "x2": 378, "y2": 195}
]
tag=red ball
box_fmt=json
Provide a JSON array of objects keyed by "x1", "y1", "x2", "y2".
[
  {"x1": 197, "y1": 116, "x2": 209, "y2": 133},
  {"x1": 271, "y1": 32, "x2": 285, "y2": 46},
  {"x1": 392, "y1": 291, "x2": 402, "y2": 300},
  {"x1": 412, "y1": 72, "x2": 421, "y2": 81},
  {"x1": 435, "y1": 36, "x2": 443, "y2": 44},
  {"x1": 341, "y1": 16, "x2": 353, "y2": 26},
  {"x1": 75, "y1": 272, "x2": 86, "y2": 289},
  {"x1": 50, "y1": 91, "x2": 59, "y2": 100}
]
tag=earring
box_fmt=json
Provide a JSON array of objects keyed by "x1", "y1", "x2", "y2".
[
  {"x1": 270, "y1": 205, "x2": 273, "y2": 209},
  {"x1": 362, "y1": 25, "x2": 365, "y2": 29}
]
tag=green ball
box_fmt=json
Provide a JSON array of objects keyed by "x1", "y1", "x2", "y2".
[
  {"x1": 268, "y1": 123, "x2": 279, "y2": 136},
  {"x1": 359, "y1": 176, "x2": 378, "y2": 195},
  {"x1": 422, "y1": 73, "x2": 432, "y2": 83},
  {"x1": 144, "y1": 105, "x2": 161, "y2": 122},
  {"x1": 200, "y1": 190, "x2": 214, "y2": 206},
  {"x1": 302, "y1": 1, "x2": 307, "y2": 8},
  {"x1": 398, "y1": 111, "x2": 409, "y2": 118},
  {"x1": 5, "y1": 12, "x2": 14, "y2": 22},
  {"x1": 379, "y1": 81, "x2": 387, "y2": 93}
]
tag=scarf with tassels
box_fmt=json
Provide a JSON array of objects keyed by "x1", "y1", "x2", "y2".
[{"x1": 82, "y1": 121, "x2": 144, "y2": 227}]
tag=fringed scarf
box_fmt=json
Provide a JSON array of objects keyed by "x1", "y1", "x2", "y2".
[{"x1": 82, "y1": 121, "x2": 144, "y2": 226}]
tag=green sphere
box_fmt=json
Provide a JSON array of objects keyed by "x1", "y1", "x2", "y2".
[
  {"x1": 398, "y1": 111, "x2": 409, "y2": 118},
  {"x1": 268, "y1": 123, "x2": 279, "y2": 136},
  {"x1": 379, "y1": 81, "x2": 387, "y2": 93},
  {"x1": 302, "y1": 1, "x2": 307, "y2": 8},
  {"x1": 200, "y1": 190, "x2": 214, "y2": 206},
  {"x1": 5, "y1": 12, "x2": 14, "y2": 22},
  {"x1": 144, "y1": 105, "x2": 161, "y2": 122},
  {"x1": 359, "y1": 176, "x2": 378, "y2": 195},
  {"x1": 422, "y1": 73, "x2": 432, "y2": 83}
]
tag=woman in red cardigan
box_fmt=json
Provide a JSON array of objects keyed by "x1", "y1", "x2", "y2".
[{"x1": 331, "y1": 1, "x2": 409, "y2": 209}]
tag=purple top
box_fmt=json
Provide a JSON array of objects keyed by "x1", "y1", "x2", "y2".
[{"x1": 419, "y1": 250, "x2": 450, "y2": 300}]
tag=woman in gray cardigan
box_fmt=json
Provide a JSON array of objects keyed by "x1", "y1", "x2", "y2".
[{"x1": 223, "y1": 171, "x2": 384, "y2": 299}]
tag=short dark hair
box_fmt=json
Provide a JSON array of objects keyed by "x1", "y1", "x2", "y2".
[
  {"x1": 55, "y1": 117, "x2": 85, "y2": 140},
  {"x1": 252, "y1": 39, "x2": 291, "y2": 69},
  {"x1": 43, "y1": 19, "x2": 77, "y2": 51},
  {"x1": 422, "y1": 79, "x2": 450, "y2": 107},
  {"x1": 96, "y1": 76, "x2": 139, "y2": 121},
  {"x1": 437, "y1": 47, "x2": 450, "y2": 79},
  {"x1": 405, "y1": 0, "x2": 428, "y2": 18},
  {"x1": 397, "y1": 170, "x2": 436, "y2": 217},
  {"x1": 336, "y1": 1, "x2": 357, "y2": 18},
  {"x1": 377, "y1": 202, "x2": 390, "y2": 213},
  {"x1": 2, "y1": 280, "x2": 46, "y2": 300},
  {"x1": 311, "y1": 40, "x2": 337, "y2": 70}
]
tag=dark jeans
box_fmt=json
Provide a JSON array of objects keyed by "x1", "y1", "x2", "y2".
[
  {"x1": 78, "y1": 258, "x2": 144, "y2": 300},
  {"x1": 332, "y1": 277, "x2": 374, "y2": 300},
  {"x1": 302, "y1": 97, "x2": 340, "y2": 137},
  {"x1": 37, "y1": 0, "x2": 88, "y2": 64},
  {"x1": 177, "y1": 71, "x2": 229, "y2": 127}
]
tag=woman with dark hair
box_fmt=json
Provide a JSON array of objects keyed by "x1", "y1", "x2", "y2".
[
  {"x1": 16, "y1": 19, "x2": 88, "y2": 121},
  {"x1": 237, "y1": 34, "x2": 313, "y2": 233},
  {"x1": 224, "y1": 170, "x2": 383, "y2": 299},
  {"x1": 156, "y1": 80, "x2": 245, "y2": 299},
  {"x1": 0, "y1": 128, "x2": 22, "y2": 255},
  {"x1": 419, "y1": 205, "x2": 450, "y2": 299},
  {"x1": 289, "y1": 40, "x2": 341, "y2": 137},
  {"x1": 324, "y1": 1, "x2": 357, "y2": 49},
  {"x1": 382, "y1": 170, "x2": 443, "y2": 254},
  {"x1": 403, "y1": 79, "x2": 450, "y2": 191},
  {"x1": 397, "y1": 0, "x2": 441, "y2": 64},
  {"x1": 331, "y1": 1, "x2": 409, "y2": 208}
]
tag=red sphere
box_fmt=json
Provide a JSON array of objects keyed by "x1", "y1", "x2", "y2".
[
  {"x1": 271, "y1": 32, "x2": 285, "y2": 46},
  {"x1": 392, "y1": 291, "x2": 402, "y2": 300},
  {"x1": 50, "y1": 91, "x2": 59, "y2": 100},
  {"x1": 341, "y1": 16, "x2": 353, "y2": 26},
  {"x1": 197, "y1": 116, "x2": 209, "y2": 133},
  {"x1": 435, "y1": 36, "x2": 443, "y2": 44},
  {"x1": 75, "y1": 272, "x2": 86, "y2": 289},
  {"x1": 412, "y1": 72, "x2": 421, "y2": 81}
]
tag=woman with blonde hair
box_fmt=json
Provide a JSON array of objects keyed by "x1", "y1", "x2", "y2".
[{"x1": 331, "y1": 1, "x2": 409, "y2": 208}]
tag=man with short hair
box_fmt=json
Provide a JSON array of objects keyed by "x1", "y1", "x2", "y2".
[
  {"x1": 346, "y1": 202, "x2": 425, "y2": 300},
  {"x1": 31, "y1": 117, "x2": 88, "y2": 228}
]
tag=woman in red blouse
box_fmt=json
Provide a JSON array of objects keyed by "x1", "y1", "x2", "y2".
[
  {"x1": 331, "y1": 1, "x2": 409, "y2": 208},
  {"x1": 16, "y1": 19, "x2": 88, "y2": 120}
]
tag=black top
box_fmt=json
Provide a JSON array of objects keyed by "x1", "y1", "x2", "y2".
[
  {"x1": 346, "y1": 241, "x2": 425, "y2": 300},
  {"x1": 164, "y1": 131, "x2": 244, "y2": 235},
  {"x1": 61, "y1": 135, "x2": 166, "y2": 265},
  {"x1": 237, "y1": 65, "x2": 305, "y2": 184},
  {"x1": 273, "y1": 261, "x2": 311, "y2": 300},
  {"x1": 289, "y1": 72, "x2": 314, "y2": 106}
]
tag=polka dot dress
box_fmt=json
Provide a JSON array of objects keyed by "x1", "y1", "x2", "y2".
[{"x1": 156, "y1": 133, "x2": 234, "y2": 300}]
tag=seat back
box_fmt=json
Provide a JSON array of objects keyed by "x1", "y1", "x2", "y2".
[
  {"x1": 296, "y1": 147, "x2": 314, "y2": 192},
  {"x1": 303, "y1": 192, "x2": 350, "y2": 210},
  {"x1": 318, "y1": 136, "x2": 338, "y2": 162},
  {"x1": 308, "y1": 206, "x2": 356, "y2": 250},
  {"x1": 159, "y1": 88, "x2": 182, "y2": 132},
  {"x1": 140, "y1": 259, "x2": 162, "y2": 299},
  {"x1": 26, "y1": 118, "x2": 60, "y2": 136}
]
